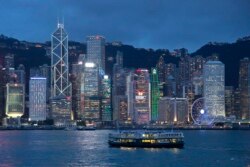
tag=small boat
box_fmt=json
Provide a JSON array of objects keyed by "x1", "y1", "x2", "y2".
[{"x1": 108, "y1": 130, "x2": 184, "y2": 148}]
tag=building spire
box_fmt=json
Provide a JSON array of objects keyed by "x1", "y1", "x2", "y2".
[{"x1": 57, "y1": 17, "x2": 64, "y2": 29}]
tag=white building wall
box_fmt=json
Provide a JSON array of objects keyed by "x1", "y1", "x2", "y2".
[
  {"x1": 29, "y1": 77, "x2": 47, "y2": 121},
  {"x1": 203, "y1": 61, "x2": 225, "y2": 117}
]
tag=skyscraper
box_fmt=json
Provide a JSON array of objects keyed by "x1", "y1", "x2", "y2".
[
  {"x1": 156, "y1": 56, "x2": 166, "y2": 97},
  {"x1": 234, "y1": 88, "x2": 241, "y2": 119},
  {"x1": 112, "y1": 51, "x2": 130, "y2": 124},
  {"x1": 225, "y1": 86, "x2": 235, "y2": 117},
  {"x1": 5, "y1": 83, "x2": 25, "y2": 118},
  {"x1": 29, "y1": 77, "x2": 47, "y2": 121},
  {"x1": 150, "y1": 68, "x2": 160, "y2": 121},
  {"x1": 239, "y1": 57, "x2": 250, "y2": 119},
  {"x1": 203, "y1": 61, "x2": 225, "y2": 118},
  {"x1": 166, "y1": 75, "x2": 176, "y2": 97},
  {"x1": 130, "y1": 69, "x2": 151, "y2": 125},
  {"x1": 101, "y1": 75, "x2": 111, "y2": 122},
  {"x1": 165, "y1": 63, "x2": 177, "y2": 97},
  {"x1": 81, "y1": 62, "x2": 100, "y2": 122},
  {"x1": 15, "y1": 64, "x2": 26, "y2": 85},
  {"x1": 86, "y1": 35, "x2": 105, "y2": 72},
  {"x1": 80, "y1": 35, "x2": 105, "y2": 124},
  {"x1": 4, "y1": 53, "x2": 14, "y2": 69},
  {"x1": 0, "y1": 67, "x2": 5, "y2": 120},
  {"x1": 166, "y1": 63, "x2": 177, "y2": 78},
  {"x1": 71, "y1": 63, "x2": 81, "y2": 116},
  {"x1": 51, "y1": 22, "x2": 70, "y2": 98},
  {"x1": 39, "y1": 64, "x2": 51, "y2": 103},
  {"x1": 51, "y1": 22, "x2": 71, "y2": 124},
  {"x1": 158, "y1": 97, "x2": 188, "y2": 124},
  {"x1": 156, "y1": 55, "x2": 166, "y2": 83}
]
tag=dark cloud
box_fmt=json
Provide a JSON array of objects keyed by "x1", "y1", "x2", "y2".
[{"x1": 0, "y1": 0, "x2": 249, "y2": 52}]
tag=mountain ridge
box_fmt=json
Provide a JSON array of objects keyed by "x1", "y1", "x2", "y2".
[{"x1": 0, "y1": 34, "x2": 250, "y2": 88}]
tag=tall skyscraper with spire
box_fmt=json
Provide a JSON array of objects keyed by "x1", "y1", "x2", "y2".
[
  {"x1": 51, "y1": 22, "x2": 70, "y2": 97},
  {"x1": 50, "y1": 22, "x2": 71, "y2": 125}
]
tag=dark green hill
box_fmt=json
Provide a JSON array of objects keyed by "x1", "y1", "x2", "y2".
[
  {"x1": 192, "y1": 37, "x2": 250, "y2": 87},
  {"x1": 1, "y1": 34, "x2": 250, "y2": 88}
]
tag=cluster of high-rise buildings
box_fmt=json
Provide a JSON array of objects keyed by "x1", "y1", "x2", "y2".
[
  {"x1": 0, "y1": 23, "x2": 249, "y2": 127},
  {"x1": 0, "y1": 23, "x2": 111, "y2": 126},
  {"x1": 113, "y1": 52, "x2": 250, "y2": 125}
]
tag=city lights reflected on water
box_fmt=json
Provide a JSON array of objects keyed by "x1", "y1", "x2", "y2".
[
  {"x1": 170, "y1": 148, "x2": 180, "y2": 154},
  {"x1": 0, "y1": 130, "x2": 249, "y2": 166},
  {"x1": 120, "y1": 147, "x2": 137, "y2": 151}
]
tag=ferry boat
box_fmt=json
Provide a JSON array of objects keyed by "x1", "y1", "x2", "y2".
[{"x1": 108, "y1": 130, "x2": 184, "y2": 148}]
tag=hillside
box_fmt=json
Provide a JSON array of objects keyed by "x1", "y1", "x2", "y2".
[
  {"x1": 1, "y1": 34, "x2": 250, "y2": 88},
  {"x1": 192, "y1": 37, "x2": 250, "y2": 87}
]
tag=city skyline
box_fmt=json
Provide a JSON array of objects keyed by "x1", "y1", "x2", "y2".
[
  {"x1": 0, "y1": 0, "x2": 250, "y2": 51},
  {"x1": 0, "y1": 2, "x2": 250, "y2": 167},
  {"x1": 0, "y1": 1, "x2": 249, "y2": 127}
]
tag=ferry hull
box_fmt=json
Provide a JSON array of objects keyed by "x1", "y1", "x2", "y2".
[{"x1": 108, "y1": 140, "x2": 184, "y2": 148}]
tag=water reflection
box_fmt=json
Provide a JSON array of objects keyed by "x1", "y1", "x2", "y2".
[
  {"x1": 143, "y1": 148, "x2": 163, "y2": 152},
  {"x1": 0, "y1": 130, "x2": 249, "y2": 167},
  {"x1": 120, "y1": 147, "x2": 137, "y2": 151},
  {"x1": 170, "y1": 148, "x2": 180, "y2": 154}
]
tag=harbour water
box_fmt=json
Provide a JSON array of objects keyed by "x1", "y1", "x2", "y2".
[{"x1": 0, "y1": 130, "x2": 249, "y2": 167}]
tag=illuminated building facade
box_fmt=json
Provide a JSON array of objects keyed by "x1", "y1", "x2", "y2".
[
  {"x1": 112, "y1": 52, "x2": 130, "y2": 123},
  {"x1": 203, "y1": 61, "x2": 225, "y2": 117},
  {"x1": 86, "y1": 35, "x2": 105, "y2": 72},
  {"x1": 166, "y1": 63, "x2": 177, "y2": 78},
  {"x1": 71, "y1": 62, "x2": 83, "y2": 119},
  {"x1": 4, "y1": 53, "x2": 14, "y2": 69},
  {"x1": 101, "y1": 75, "x2": 111, "y2": 122},
  {"x1": 5, "y1": 83, "x2": 25, "y2": 118},
  {"x1": 166, "y1": 75, "x2": 176, "y2": 97},
  {"x1": 234, "y1": 88, "x2": 241, "y2": 119},
  {"x1": 127, "y1": 71, "x2": 134, "y2": 123},
  {"x1": 131, "y1": 69, "x2": 151, "y2": 125},
  {"x1": 81, "y1": 62, "x2": 100, "y2": 121},
  {"x1": 51, "y1": 95, "x2": 71, "y2": 125},
  {"x1": 166, "y1": 63, "x2": 177, "y2": 96},
  {"x1": 79, "y1": 35, "x2": 106, "y2": 124},
  {"x1": 179, "y1": 55, "x2": 191, "y2": 86},
  {"x1": 192, "y1": 76, "x2": 203, "y2": 96},
  {"x1": 29, "y1": 77, "x2": 46, "y2": 121},
  {"x1": 51, "y1": 22, "x2": 70, "y2": 97},
  {"x1": 158, "y1": 97, "x2": 188, "y2": 124},
  {"x1": 117, "y1": 96, "x2": 129, "y2": 124},
  {"x1": 0, "y1": 68, "x2": 5, "y2": 119},
  {"x1": 150, "y1": 68, "x2": 160, "y2": 121},
  {"x1": 225, "y1": 86, "x2": 235, "y2": 117},
  {"x1": 156, "y1": 55, "x2": 166, "y2": 83},
  {"x1": 15, "y1": 64, "x2": 26, "y2": 85},
  {"x1": 239, "y1": 57, "x2": 250, "y2": 119},
  {"x1": 39, "y1": 64, "x2": 51, "y2": 103},
  {"x1": 156, "y1": 56, "x2": 166, "y2": 97},
  {"x1": 192, "y1": 55, "x2": 205, "y2": 77},
  {"x1": 51, "y1": 22, "x2": 71, "y2": 124}
]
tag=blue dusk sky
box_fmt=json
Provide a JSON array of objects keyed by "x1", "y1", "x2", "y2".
[{"x1": 0, "y1": 0, "x2": 249, "y2": 52}]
